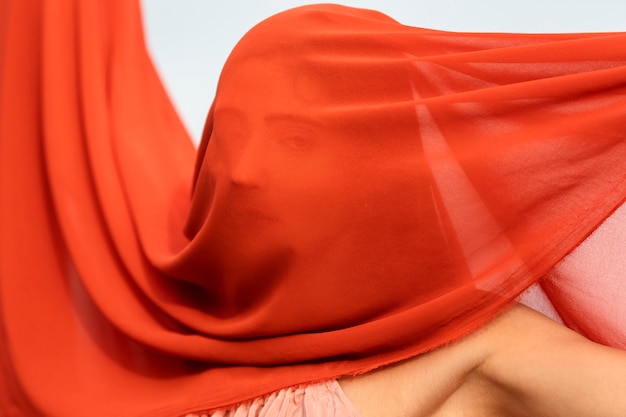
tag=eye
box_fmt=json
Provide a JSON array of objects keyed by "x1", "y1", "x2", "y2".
[
  {"x1": 282, "y1": 135, "x2": 312, "y2": 150},
  {"x1": 278, "y1": 129, "x2": 315, "y2": 153}
]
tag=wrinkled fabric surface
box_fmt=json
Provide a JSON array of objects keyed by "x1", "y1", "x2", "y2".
[
  {"x1": 1, "y1": 0, "x2": 625, "y2": 416},
  {"x1": 184, "y1": 381, "x2": 362, "y2": 417}
]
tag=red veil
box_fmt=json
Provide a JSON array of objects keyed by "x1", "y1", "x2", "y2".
[{"x1": 1, "y1": 1, "x2": 625, "y2": 416}]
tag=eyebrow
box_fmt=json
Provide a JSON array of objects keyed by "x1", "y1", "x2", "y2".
[
  {"x1": 214, "y1": 107, "x2": 323, "y2": 128},
  {"x1": 264, "y1": 113, "x2": 323, "y2": 128}
]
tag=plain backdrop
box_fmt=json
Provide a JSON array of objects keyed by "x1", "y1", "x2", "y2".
[{"x1": 141, "y1": 0, "x2": 626, "y2": 142}]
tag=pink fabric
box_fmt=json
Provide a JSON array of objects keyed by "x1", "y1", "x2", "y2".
[
  {"x1": 519, "y1": 202, "x2": 626, "y2": 346},
  {"x1": 184, "y1": 381, "x2": 362, "y2": 417}
]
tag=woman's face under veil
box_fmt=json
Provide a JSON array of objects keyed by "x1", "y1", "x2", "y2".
[
  {"x1": 190, "y1": 55, "x2": 437, "y2": 321},
  {"x1": 205, "y1": 59, "x2": 423, "y2": 260}
]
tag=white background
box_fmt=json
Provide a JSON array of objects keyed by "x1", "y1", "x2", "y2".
[{"x1": 141, "y1": 0, "x2": 626, "y2": 142}]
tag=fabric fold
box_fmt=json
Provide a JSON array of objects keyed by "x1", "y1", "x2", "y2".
[{"x1": 1, "y1": 1, "x2": 625, "y2": 416}]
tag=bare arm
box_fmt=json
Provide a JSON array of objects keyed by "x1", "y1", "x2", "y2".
[{"x1": 481, "y1": 304, "x2": 626, "y2": 417}]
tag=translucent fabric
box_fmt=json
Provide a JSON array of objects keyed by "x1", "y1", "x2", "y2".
[
  {"x1": 519, "y1": 201, "x2": 626, "y2": 347},
  {"x1": 1, "y1": 1, "x2": 625, "y2": 416}
]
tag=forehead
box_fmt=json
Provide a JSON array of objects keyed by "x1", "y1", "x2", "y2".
[{"x1": 215, "y1": 58, "x2": 300, "y2": 111}]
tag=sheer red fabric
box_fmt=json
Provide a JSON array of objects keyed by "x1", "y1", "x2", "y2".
[{"x1": 1, "y1": 1, "x2": 625, "y2": 416}]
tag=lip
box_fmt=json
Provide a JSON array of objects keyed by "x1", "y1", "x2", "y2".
[{"x1": 211, "y1": 187, "x2": 279, "y2": 229}]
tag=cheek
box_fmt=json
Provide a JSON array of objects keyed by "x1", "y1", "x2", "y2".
[
  {"x1": 204, "y1": 134, "x2": 231, "y2": 181},
  {"x1": 279, "y1": 167, "x2": 345, "y2": 210},
  {"x1": 279, "y1": 158, "x2": 374, "y2": 227}
]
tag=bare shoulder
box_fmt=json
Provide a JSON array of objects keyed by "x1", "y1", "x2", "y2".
[
  {"x1": 478, "y1": 304, "x2": 626, "y2": 417},
  {"x1": 340, "y1": 304, "x2": 626, "y2": 417},
  {"x1": 339, "y1": 307, "x2": 498, "y2": 417}
]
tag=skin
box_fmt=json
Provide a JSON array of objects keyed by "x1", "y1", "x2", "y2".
[{"x1": 339, "y1": 304, "x2": 626, "y2": 417}]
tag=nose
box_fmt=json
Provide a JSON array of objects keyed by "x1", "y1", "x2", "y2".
[{"x1": 230, "y1": 139, "x2": 268, "y2": 188}]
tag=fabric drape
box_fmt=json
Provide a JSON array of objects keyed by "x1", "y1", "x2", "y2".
[{"x1": 1, "y1": 1, "x2": 625, "y2": 416}]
